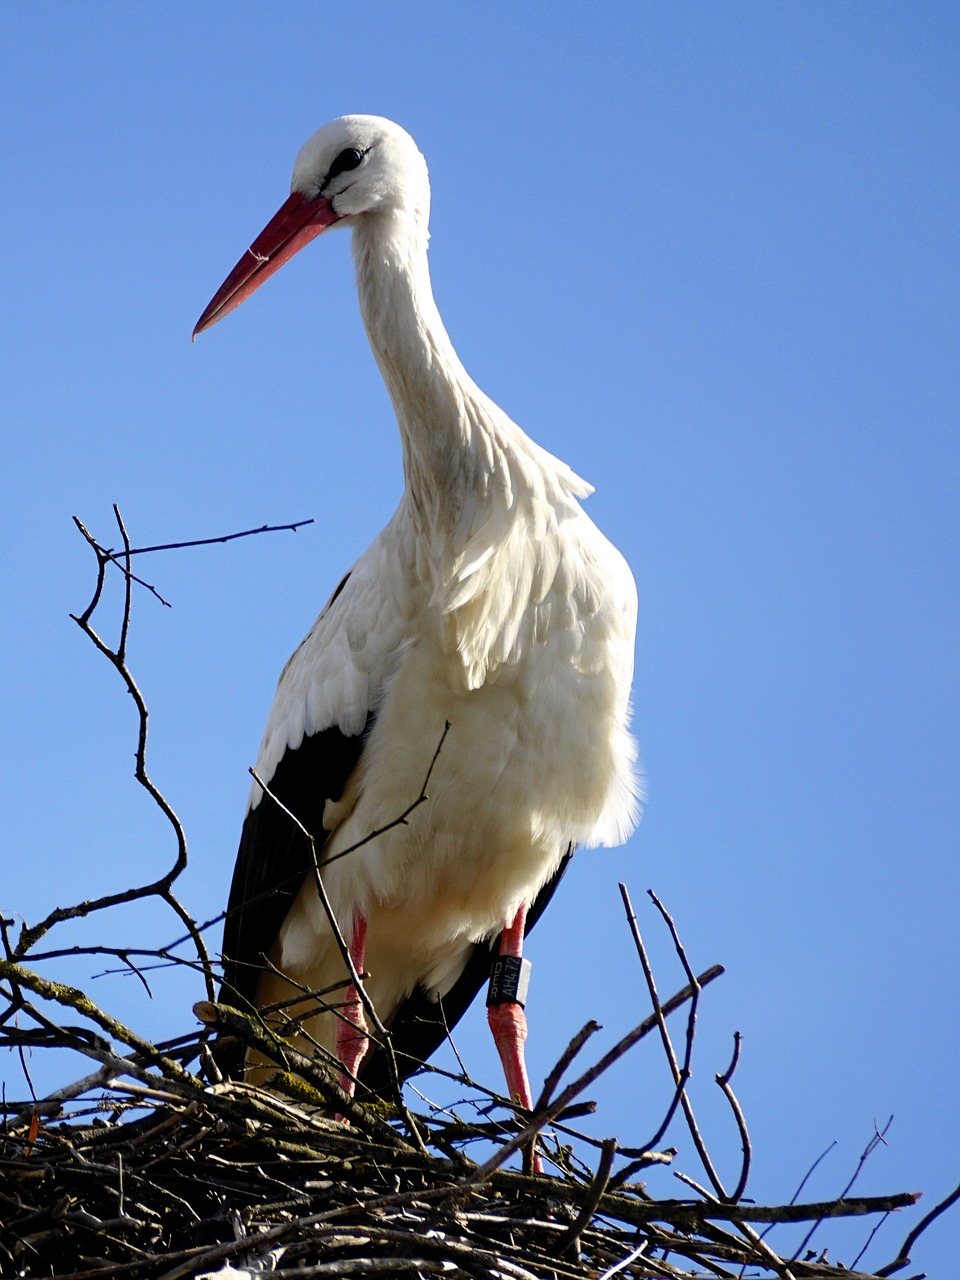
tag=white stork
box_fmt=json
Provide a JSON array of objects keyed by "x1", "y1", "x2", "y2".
[{"x1": 195, "y1": 116, "x2": 640, "y2": 1146}]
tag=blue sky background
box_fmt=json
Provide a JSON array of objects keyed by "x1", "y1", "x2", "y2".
[{"x1": 3, "y1": 5, "x2": 958, "y2": 1273}]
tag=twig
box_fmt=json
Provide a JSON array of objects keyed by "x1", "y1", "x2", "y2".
[
  {"x1": 535, "y1": 1020, "x2": 602, "y2": 1112},
  {"x1": 878, "y1": 1174, "x2": 960, "y2": 1276},
  {"x1": 792, "y1": 1140, "x2": 840, "y2": 1205},
  {"x1": 716, "y1": 1032, "x2": 751, "y2": 1203},
  {"x1": 621, "y1": 885, "x2": 730, "y2": 1200},
  {"x1": 10, "y1": 1066, "x2": 114, "y2": 1129},
  {"x1": 319, "y1": 721, "x2": 450, "y2": 869},
  {"x1": 0, "y1": 962, "x2": 203, "y2": 1086},
  {"x1": 554, "y1": 1137, "x2": 617, "y2": 1254},
  {"x1": 114, "y1": 505, "x2": 133, "y2": 664},
  {"x1": 74, "y1": 514, "x2": 171, "y2": 608},
  {"x1": 793, "y1": 1117, "x2": 894, "y2": 1262},
  {"x1": 104, "y1": 518, "x2": 315, "y2": 557},
  {"x1": 245, "y1": 768, "x2": 406, "y2": 1122},
  {"x1": 596, "y1": 1244, "x2": 649, "y2": 1279},
  {"x1": 16, "y1": 511, "x2": 215, "y2": 1002},
  {"x1": 853, "y1": 1211, "x2": 892, "y2": 1272},
  {"x1": 247, "y1": 727, "x2": 450, "y2": 1154},
  {"x1": 755, "y1": 1138, "x2": 839, "y2": 1253}
]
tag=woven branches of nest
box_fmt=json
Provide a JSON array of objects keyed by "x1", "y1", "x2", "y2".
[
  {"x1": 1, "y1": 513, "x2": 954, "y2": 1280},
  {"x1": 3, "y1": 876, "x2": 945, "y2": 1280},
  {"x1": 0, "y1": 954, "x2": 935, "y2": 1280}
]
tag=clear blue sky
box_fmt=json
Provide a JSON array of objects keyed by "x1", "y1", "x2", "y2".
[{"x1": 3, "y1": 5, "x2": 958, "y2": 1273}]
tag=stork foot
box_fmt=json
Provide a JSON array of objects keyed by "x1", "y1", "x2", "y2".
[
  {"x1": 487, "y1": 999, "x2": 533, "y2": 1106},
  {"x1": 336, "y1": 985, "x2": 369, "y2": 1096},
  {"x1": 487, "y1": 906, "x2": 543, "y2": 1174},
  {"x1": 487, "y1": 998, "x2": 543, "y2": 1174}
]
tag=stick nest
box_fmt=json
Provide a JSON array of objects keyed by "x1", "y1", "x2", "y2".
[{"x1": 0, "y1": 977, "x2": 932, "y2": 1280}]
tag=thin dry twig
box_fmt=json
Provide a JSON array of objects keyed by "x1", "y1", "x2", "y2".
[
  {"x1": 792, "y1": 1117, "x2": 895, "y2": 1262},
  {"x1": 16, "y1": 510, "x2": 214, "y2": 1003},
  {"x1": 554, "y1": 1136, "x2": 618, "y2": 1254},
  {"x1": 878, "y1": 1173, "x2": 960, "y2": 1276},
  {"x1": 620, "y1": 884, "x2": 727, "y2": 1197},
  {"x1": 716, "y1": 1032, "x2": 751, "y2": 1203},
  {"x1": 104, "y1": 518, "x2": 315, "y2": 558}
]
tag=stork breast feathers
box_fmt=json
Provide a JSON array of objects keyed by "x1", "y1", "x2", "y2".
[{"x1": 436, "y1": 417, "x2": 605, "y2": 690}]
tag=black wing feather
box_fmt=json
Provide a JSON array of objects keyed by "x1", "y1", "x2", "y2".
[{"x1": 217, "y1": 717, "x2": 372, "y2": 1072}]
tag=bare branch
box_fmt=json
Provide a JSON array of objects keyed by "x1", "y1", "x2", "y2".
[
  {"x1": 715, "y1": 1032, "x2": 751, "y2": 1203},
  {"x1": 0, "y1": 959, "x2": 202, "y2": 1086},
  {"x1": 793, "y1": 1117, "x2": 895, "y2": 1262},
  {"x1": 320, "y1": 720, "x2": 450, "y2": 869},
  {"x1": 104, "y1": 517, "x2": 315, "y2": 557},
  {"x1": 554, "y1": 1137, "x2": 617, "y2": 1254},
  {"x1": 14, "y1": 511, "x2": 215, "y2": 1002},
  {"x1": 879, "y1": 1174, "x2": 960, "y2": 1275}
]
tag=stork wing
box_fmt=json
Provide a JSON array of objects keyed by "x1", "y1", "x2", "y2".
[
  {"x1": 219, "y1": 714, "x2": 371, "y2": 1014},
  {"x1": 217, "y1": 532, "x2": 410, "y2": 1071}
]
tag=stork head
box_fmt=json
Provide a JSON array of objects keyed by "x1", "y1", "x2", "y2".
[
  {"x1": 292, "y1": 116, "x2": 429, "y2": 222},
  {"x1": 193, "y1": 115, "x2": 430, "y2": 337}
]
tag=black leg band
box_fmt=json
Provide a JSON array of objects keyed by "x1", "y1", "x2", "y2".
[{"x1": 486, "y1": 955, "x2": 532, "y2": 1008}]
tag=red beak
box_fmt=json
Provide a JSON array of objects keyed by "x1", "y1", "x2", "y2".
[{"x1": 193, "y1": 192, "x2": 342, "y2": 338}]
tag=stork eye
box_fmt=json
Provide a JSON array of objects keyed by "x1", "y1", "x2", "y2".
[{"x1": 327, "y1": 147, "x2": 365, "y2": 181}]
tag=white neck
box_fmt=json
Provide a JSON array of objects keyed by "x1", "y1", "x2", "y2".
[
  {"x1": 351, "y1": 212, "x2": 591, "y2": 554},
  {"x1": 352, "y1": 214, "x2": 489, "y2": 528}
]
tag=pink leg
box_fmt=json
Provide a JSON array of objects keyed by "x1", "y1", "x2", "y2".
[
  {"x1": 335, "y1": 911, "x2": 369, "y2": 1104},
  {"x1": 487, "y1": 905, "x2": 542, "y2": 1173}
]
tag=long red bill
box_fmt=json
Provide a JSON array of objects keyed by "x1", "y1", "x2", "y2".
[{"x1": 193, "y1": 192, "x2": 342, "y2": 338}]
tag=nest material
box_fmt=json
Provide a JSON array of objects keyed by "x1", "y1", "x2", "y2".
[{"x1": 0, "y1": 999, "x2": 927, "y2": 1280}]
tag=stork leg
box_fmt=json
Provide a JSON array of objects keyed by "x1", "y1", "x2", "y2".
[
  {"x1": 487, "y1": 904, "x2": 542, "y2": 1173},
  {"x1": 336, "y1": 911, "x2": 369, "y2": 1101}
]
